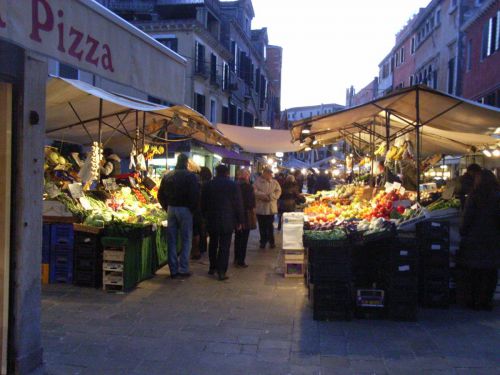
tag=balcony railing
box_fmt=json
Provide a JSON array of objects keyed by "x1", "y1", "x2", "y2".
[{"x1": 105, "y1": 0, "x2": 155, "y2": 11}]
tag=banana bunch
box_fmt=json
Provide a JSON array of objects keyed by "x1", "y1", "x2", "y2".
[
  {"x1": 385, "y1": 145, "x2": 399, "y2": 161},
  {"x1": 359, "y1": 157, "x2": 371, "y2": 166},
  {"x1": 142, "y1": 144, "x2": 166, "y2": 160},
  {"x1": 392, "y1": 142, "x2": 408, "y2": 161},
  {"x1": 374, "y1": 143, "x2": 386, "y2": 156}
]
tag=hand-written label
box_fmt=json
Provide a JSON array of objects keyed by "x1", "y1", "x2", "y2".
[
  {"x1": 45, "y1": 182, "x2": 61, "y2": 199},
  {"x1": 79, "y1": 196, "x2": 93, "y2": 210},
  {"x1": 68, "y1": 183, "x2": 83, "y2": 199}
]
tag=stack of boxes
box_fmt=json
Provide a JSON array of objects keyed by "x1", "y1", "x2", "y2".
[
  {"x1": 102, "y1": 237, "x2": 137, "y2": 293},
  {"x1": 73, "y1": 229, "x2": 102, "y2": 288},
  {"x1": 281, "y1": 213, "x2": 305, "y2": 278},
  {"x1": 307, "y1": 241, "x2": 354, "y2": 321},
  {"x1": 384, "y1": 236, "x2": 419, "y2": 320},
  {"x1": 417, "y1": 221, "x2": 450, "y2": 308},
  {"x1": 48, "y1": 224, "x2": 74, "y2": 284}
]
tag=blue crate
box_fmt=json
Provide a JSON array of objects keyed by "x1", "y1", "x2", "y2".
[
  {"x1": 50, "y1": 224, "x2": 74, "y2": 248},
  {"x1": 49, "y1": 250, "x2": 73, "y2": 284},
  {"x1": 42, "y1": 224, "x2": 51, "y2": 263}
]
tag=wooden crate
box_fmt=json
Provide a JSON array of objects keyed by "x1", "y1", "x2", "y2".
[{"x1": 284, "y1": 261, "x2": 305, "y2": 278}]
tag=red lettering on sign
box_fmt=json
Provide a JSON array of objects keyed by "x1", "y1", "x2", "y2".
[
  {"x1": 26, "y1": 0, "x2": 115, "y2": 73},
  {"x1": 56, "y1": 9, "x2": 65, "y2": 52},
  {"x1": 85, "y1": 35, "x2": 99, "y2": 67},
  {"x1": 101, "y1": 44, "x2": 114, "y2": 72},
  {"x1": 68, "y1": 27, "x2": 84, "y2": 61},
  {"x1": 30, "y1": 0, "x2": 54, "y2": 42},
  {"x1": 0, "y1": 13, "x2": 6, "y2": 28}
]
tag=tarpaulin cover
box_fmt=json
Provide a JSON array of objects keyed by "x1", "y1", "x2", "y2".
[
  {"x1": 216, "y1": 123, "x2": 302, "y2": 154},
  {"x1": 45, "y1": 77, "x2": 231, "y2": 155},
  {"x1": 291, "y1": 85, "x2": 500, "y2": 154},
  {"x1": 199, "y1": 143, "x2": 253, "y2": 166}
]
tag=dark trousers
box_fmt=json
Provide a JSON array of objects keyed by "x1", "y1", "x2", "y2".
[
  {"x1": 200, "y1": 221, "x2": 208, "y2": 254},
  {"x1": 234, "y1": 229, "x2": 250, "y2": 265},
  {"x1": 463, "y1": 267, "x2": 498, "y2": 308},
  {"x1": 208, "y1": 231, "x2": 232, "y2": 275},
  {"x1": 257, "y1": 214, "x2": 275, "y2": 246}
]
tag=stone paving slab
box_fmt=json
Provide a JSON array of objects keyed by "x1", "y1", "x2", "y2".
[{"x1": 42, "y1": 230, "x2": 500, "y2": 375}]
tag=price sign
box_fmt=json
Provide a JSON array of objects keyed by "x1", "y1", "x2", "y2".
[
  {"x1": 45, "y1": 182, "x2": 61, "y2": 199},
  {"x1": 393, "y1": 182, "x2": 402, "y2": 190},
  {"x1": 399, "y1": 187, "x2": 406, "y2": 195},
  {"x1": 385, "y1": 182, "x2": 394, "y2": 192},
  {"x1": 68, "y1": 183, "x2": 84, "y2": 199},
  {"x1": 79, "y1": 196, "x2": 93, "y2": 210}
]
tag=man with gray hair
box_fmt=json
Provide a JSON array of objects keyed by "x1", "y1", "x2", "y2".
[{"x1": 158, "y1": 153, "x2": 200, "y2": 279}]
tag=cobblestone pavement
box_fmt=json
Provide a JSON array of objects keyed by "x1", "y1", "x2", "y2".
[{"x1": 42, "y1": 230, "x2": 500, "y2": 375}]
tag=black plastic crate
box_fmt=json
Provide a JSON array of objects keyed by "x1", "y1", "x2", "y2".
[
  {"x1": 74, "y1": 258, "x2": 97, "y2": 270},
  {"x1": 310, "y1": 263, "x2": 353, "y2": 283},
  {"x1": 416, "y1": 221, "x2": 450, "y2": 239},
  {"x1": 74, "y1": 232, "x2": 100, "y2": 247},
  {"x1": 420, "y1": 250, "x2": 449, "y2": 267},
  {"x1": 73, "y1": 268, "x2": 101, "y2": 288},
  {"x1": 384, "y1": 259, "x2": 418, "y2": 276},
  {"x1": 311, "y1": 283, "x2": 353, "y2": 309},
  {"x1": 308, "y1": 246, "x2": 351, "y2": 266},
  {"x1": 387, "y1": 290, "x2": 418, "y2": 306},
  {"x1": 419, "y1": 239, "x2": 450, "y2": 253},
  {"x1": 355, "y1": 306, "x2": 386, "y2": 320},
  {"x1": 74, "y1": 244, "x2": 98, "y2": 258},
  {"x1": 421, "y1": 290, "x2": 449, "y2": 308}
]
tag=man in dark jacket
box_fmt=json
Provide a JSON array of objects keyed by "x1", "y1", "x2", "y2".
[
  {"x1": 158, "y1": 153, "x2": 200, "y2": 279},
  {"x1": 201, "y1": 164, "x2": 244, "y2": 280}
]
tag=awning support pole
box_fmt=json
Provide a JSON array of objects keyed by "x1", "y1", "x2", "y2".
[
  {"x1": 98, "y1": 98, "x2": 103, "y2": 146},
  {"x1": 142, "y1": 111, "x2": 147, "y2": 149},
  {"x1": 68, "y1": 102, "x2": 94, "y2": 142},
  {"x1": 385, "y1": 110, "x2": 390, "y2": 181},
  {"x1": 416, "y1": 88, "x2": 421, "y2": 203}
]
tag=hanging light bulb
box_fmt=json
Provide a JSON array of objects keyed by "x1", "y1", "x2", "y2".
[
  {"x1": 290, "y1": 168, "x2": 295, "y2": 172},
  {"x1": 483, "y1": 149, "x2": 492, "y2": 157},
  {"x1": 493, "y1": 149, "x2": 500, "y2": 157},
  {"x1": 305, "y1": 147, "x2": 312, "y2": 151}
]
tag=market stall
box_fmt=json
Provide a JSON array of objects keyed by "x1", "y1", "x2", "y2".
[
  {"x1": 42, "y1": 78, "x2": 233, "y2": 292},
  {"x1": 286, "y1": 86, "x2": 500, "y2": 321}
]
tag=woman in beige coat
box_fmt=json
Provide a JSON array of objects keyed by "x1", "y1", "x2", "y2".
[{"x1": 254, "y1": 168, "x2": 282, "y2": 248}]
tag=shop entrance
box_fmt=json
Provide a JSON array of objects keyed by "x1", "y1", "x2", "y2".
[{"x1": 0, "y1": 82, "x2": 12, "y2": 375}]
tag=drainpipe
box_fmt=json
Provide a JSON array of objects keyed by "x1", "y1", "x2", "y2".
[{"x1": 455, "y1": 0, "x2": 464, "y2": 96}]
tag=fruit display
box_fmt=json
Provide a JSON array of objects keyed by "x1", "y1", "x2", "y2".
[
  {"x1": 141, "y1": 144, "x2": 165, "y2": 160},
  {"x1": 43, "y1": 146, "x2": 165, "y2": 228}
]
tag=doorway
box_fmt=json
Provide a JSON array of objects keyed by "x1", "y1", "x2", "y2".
[{"x1": 0, "y1": 82, "x2": 12, "y2": 375}]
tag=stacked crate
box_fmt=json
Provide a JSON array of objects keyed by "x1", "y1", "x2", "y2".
[
  {"x1": 102, "y1": 237, "x2": 136, "y2": 293},
  {"x1": 307, "y1": 241, "x2": 353, "y2": 321},
  {"x1": 417, "y1": 221, "x2": 450, "y2": 308},
  {"x1": 73, "y1": 228, "x2": 102, "y2": 288},
  {"x1": 384, "y1": 236, "x2": 419, "y2": 321},
  {"x1": 49, "y1": 224, "x2": 74, "y2": 283}
]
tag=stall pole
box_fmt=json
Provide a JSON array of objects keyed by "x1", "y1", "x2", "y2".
[
  {"x1": 98, "y1": 98, "x2": 103, "y2": 146},
  {"x1": 164, "y1": 121, "x2": 169, "y2": 172},
  {"x1": 142, "y1": 111, "x2": 146, "y2": 149},
  {"x1": 135, "y1": 110, "x2": 139, "y2": 151},
  {"x1": 385, "y1": 110, "x2": 390, "y2": 181},
  {"x1": 416, "y1": 88, "x2": 421, "y2": 203}
]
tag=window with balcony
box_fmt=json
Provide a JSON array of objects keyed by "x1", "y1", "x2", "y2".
[
  {"x1": 210, "y1": 99, "x2": 216, "y2": 123},
  {"x1": 210, "y1": 53, "x2": 218, "y2": 86},
  {"x1": 222, "y1": 105, "x2": 229, "y2": 123},
  {"x1": 194, "y1": 93, "x2": 206, "y2": 115},
  {"x1": 447, "y1": 57, "x2": 455, "y2": 94},
  {"x1": 222, "y1": 62, "x2": 229, "y2": 91},
  {"x1": 481, "y1": 12, "x2": 499, "y2": 59},
  {"x1": 237, "y1": 108, "x2": 243, "y2": 125},
  {"x1": 411, "y1": 36, "x2": 416, "y2": 54},
  {"x1": 195, "y1": 42, "x2": 206, "y2": 76},
  {"x1": 400, "y1": 47, "x2": 405, "y2": 64}
]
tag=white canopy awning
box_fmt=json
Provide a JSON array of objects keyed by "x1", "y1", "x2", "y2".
[
  {"x1": 291, "y1": 85, "x2": 500, "y2": 154},
  {"x1": 46, "y1": 77, "x2": 231, "y2": 155},
  {"x1": 216, "y1": 123, "x2": 302, "y2": 154}
]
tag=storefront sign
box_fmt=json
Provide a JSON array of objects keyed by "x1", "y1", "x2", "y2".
[{"x1": 0, "y1": 0, "x2": 186, "y2": 102}]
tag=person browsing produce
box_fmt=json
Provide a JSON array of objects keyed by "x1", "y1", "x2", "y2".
[{"x1": 254, "y1": 168, "x2": 281, "y2": 249}]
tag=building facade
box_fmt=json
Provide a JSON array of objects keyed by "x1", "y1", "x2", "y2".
[
  {"x1": 285, "y1": 103, "x2": 345, "y2": 122},
  {"x1": 346, "y1": 78, "x2": 379, "y2": 107},
  {"x1": 100, "y1": 0, "x2": 281, "y2": 127},
  {"x1": 461, "y1": 0, "x2": 500, "y2": 106},
  {"x1": 266, "y1": 45, "x2": 283, "y2": 128},
  {"x1": 347, "y1": 0, "x2": 499, "y2": 108}
]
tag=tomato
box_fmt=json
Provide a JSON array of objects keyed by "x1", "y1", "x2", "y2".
[{"x1": 397, "y1": 205, "x2": 405, "y2": 214}]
